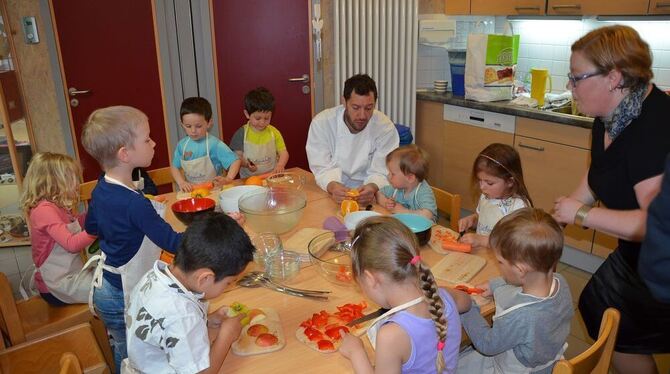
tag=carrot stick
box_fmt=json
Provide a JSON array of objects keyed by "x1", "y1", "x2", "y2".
[{"x1": 441, "y1": 240, "x2": 472, "y2": 253}]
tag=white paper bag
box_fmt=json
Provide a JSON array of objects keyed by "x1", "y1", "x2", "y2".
[{"x1": 465, "y1": 33, "x2": 520, "y2": 102}]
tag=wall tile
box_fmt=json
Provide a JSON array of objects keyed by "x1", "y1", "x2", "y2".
[{"x1": 0, "y1": 257, "x2": 19, "y2": 276}]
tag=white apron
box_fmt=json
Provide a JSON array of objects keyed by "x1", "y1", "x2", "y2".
[
  {"x1": 37, "y1": 220, "x2": 94, "y2": 303},
  {"x1": 181, "y1": 135, "x2": 217, "y2": 184},
  {"x1": 133, "y1": 168, "x2": 145, "y2": 191},
  {"x1": 82, "y1": 176, "x2": 166, "y2": 315},
  {"x1": 366, "y1": 296, "x2": 425, "y2": 349},
  {"x1": 240, "y1": 125, "x2": 276, "y2": 178},
  {"x1": 457, "y1": 277, "x2": 566, "y2": 374}
]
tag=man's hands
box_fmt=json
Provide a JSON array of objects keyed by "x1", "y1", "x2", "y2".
[{"x1": 327, "y1": 182, "x2": 378, "y2": 206}]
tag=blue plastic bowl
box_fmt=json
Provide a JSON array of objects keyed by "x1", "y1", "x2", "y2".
[{"x1": 393, "y1": 213, "x2": 433, "y2": 246}]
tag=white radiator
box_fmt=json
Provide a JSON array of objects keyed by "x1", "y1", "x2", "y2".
[{"x1": 334, "y1": 0, "x2": 418, "y2": 131}]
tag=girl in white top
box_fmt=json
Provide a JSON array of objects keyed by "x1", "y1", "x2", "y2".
[{"x1": 458, "y1": 143, "x2": 533, "y2": 249}]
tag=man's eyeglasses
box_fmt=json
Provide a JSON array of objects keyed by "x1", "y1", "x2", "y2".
[{"x1": 567, "y1": 71, "x2": 602, "y2": 87}]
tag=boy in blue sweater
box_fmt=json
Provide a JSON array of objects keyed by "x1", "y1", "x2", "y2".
[{"x1": 82, "y1": 105, "x2": 183, "y2": 373}]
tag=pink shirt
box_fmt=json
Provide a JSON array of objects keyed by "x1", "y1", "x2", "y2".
[{"x1": 29, "y1": 200, "x2": 96, "y2": 293}]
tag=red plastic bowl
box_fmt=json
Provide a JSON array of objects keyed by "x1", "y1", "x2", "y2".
[{"x1": 171, "y1": 197, "x2": 216, "y2": 225}]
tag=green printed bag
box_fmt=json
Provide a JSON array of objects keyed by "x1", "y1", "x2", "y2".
[{"x1": 465, "y1": 33, "x2": 520, "y2": 102}]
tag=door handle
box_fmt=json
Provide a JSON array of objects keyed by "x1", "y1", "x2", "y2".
[
  {"x1": 68, "y1": 87, "x2": 92, "y2": 96},
  {"x1": 552, "y1": 4, "x2": 581, "y2": 10},
  {"x1": 288, "y1": 74, "x2": 309, "y2": 83},
  {"x1": 518, "y1": 143, "x2": 545, "y2": 152}
]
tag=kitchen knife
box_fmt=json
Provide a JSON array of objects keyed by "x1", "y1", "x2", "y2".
[{"x1": 346, "y1": 308, "x2": 389, "y2": 327}]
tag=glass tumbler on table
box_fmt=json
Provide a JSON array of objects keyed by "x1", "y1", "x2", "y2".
[{"x1": 251, "y1": 232, "x2": 282, "y2": 268}]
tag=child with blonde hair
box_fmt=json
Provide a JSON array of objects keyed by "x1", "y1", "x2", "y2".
[
  {"x1": 82, "y1": 105, "x2": 183, "y2": 373},
  {"x1": 458, "y1": 143, "x2": 532, "y2": 249},
  {"x1": 376, "y1": 145, "x2": 438, "y2": 221},
  {"x1": 339, "y1": 216, "x2": 470, "y2": 373},
  {"x1": 457, "y1": 208, "x2": 573, "y2": 374},
  {"x1": 20, "y1": 152, "x2": 96, "y2": 305}
]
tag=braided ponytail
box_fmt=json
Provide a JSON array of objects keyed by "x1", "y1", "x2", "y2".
[{"x1": 416, "y1": 261, "x2": 448, "y2": 373}]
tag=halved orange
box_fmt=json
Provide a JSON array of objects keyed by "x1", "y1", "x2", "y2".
[
  {"x1": 346, "y1": 189, "x2": 360, "y2": 198},
  {"x1": 340, "y1": 199, "x2": 359, "y2": 216}
]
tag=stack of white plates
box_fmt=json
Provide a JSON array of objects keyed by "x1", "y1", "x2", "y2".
[{"x1": 434, "y1": 80, "x2": 448, "y2": 93}]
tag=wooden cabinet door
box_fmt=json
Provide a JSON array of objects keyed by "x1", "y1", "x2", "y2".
[
  {"x1": 514, "y1": 135, "x2": 594, "y2": 252},
  {"x1": 649, "y1": 0, "x2": 670, "y2": 14},
  {"x1": 415, "y1": 101, "x2": 448, "y2": 190},
  {"x1": 445, "y1": 0, "x2": 471, "y2": 15},
  {"x1": 471, "y1": 0, "x2": 545, "y2": 15},
  {"x1": 444, "y1": 121, "x2": 514, "y2": 211},
  {"x1": 547, "y1": 0, "x2": 649, "y2": 15},
  {"x1": 592, "y1": 230, "x2": 617, "y2": 257}
]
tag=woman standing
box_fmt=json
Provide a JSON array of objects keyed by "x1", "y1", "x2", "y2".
[{"x1": 553, "y1": 25, "x2": 670, "y2": 373}]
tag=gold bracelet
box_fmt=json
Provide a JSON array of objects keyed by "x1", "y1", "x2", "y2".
[{"x1": 573, "y1": 204, "x2": 592, "y2": 228}]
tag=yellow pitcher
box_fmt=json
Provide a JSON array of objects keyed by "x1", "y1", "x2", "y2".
[{"x1": 530, "y1": 68, "x2": 552, "y2": 107}]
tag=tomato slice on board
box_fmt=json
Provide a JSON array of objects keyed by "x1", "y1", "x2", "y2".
[
  {"x1": 303, "y1": 327, "x2": 324, "y2": 341},
  {"x1": 317, "y1": 339, "x2": 335, "y2": 351},
  {"x1": 255, "y1": 333, "x2": 279, "y2": 347},
  {"x1": 246, "y1": 324, "x2": 269, "y2": 337},
  {"x1": 325, "y1": 325, "x2": 350, "y2": 340}
]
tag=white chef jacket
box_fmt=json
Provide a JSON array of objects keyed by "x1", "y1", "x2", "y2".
[{"x1": 306, "y1": 105, "x2": 399, "y2": 191}]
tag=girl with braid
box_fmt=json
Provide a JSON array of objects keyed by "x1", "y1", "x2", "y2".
[
  {"x1": 457, "y1": 208, "x2": 573, "y2": 374},
  {"x1": 339, "y1": 216, "x2": 471, "y2": 373}
]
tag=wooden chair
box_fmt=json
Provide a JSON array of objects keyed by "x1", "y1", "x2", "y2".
[
  {"x1": 431, "y1": 186, "x2": 461, "y2": 232},
  {"x1": 79, "y1": 179, "x2": 97, "y2": 202},
  {"x1": 60, "y1": 352, "x2": 84, "y2": 374},
  {"x1": 552, "y1": 308, "x2": 621, "y2": 374},
  {"x1": 0, "y1": 323, "x2": 108, "y2": 374},
  {"x1": 0, "y1": 272, "x2": 114, "y2": 372}
]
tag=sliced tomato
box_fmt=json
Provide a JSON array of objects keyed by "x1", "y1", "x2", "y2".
[
  {"x1": 255, "y1": 333, "x2": 279, "y2": 347},
  {"x1": 317, "y1": 339, "x2": 335, "y2": 351},
  {"x1": 311, "y1": 311, "x2": 330, "y2": 328},
  {"x1": 325, "y1": 325, "x2": 349, "y2": 341},
  {"x1": 246, "y1": 324, "x2": 269, "y2": 337},
  {"x1": 303, "y1": 327, "x2": 324, "y2": 341}
]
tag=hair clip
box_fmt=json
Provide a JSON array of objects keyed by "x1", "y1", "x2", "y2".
[
  {"x1": 437, "y1": 341, "x2": 445, "y2": 351},
  {"x1": 409, "y1": 255, "x2": 421, "y2": 265},
  {"x1": 478, "y1": 153, "x2": 514, "y2": 177}
]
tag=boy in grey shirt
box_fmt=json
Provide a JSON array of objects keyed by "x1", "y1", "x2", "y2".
[{"x1": 457, "y1": 208, "x2": 574, "y2": 374}]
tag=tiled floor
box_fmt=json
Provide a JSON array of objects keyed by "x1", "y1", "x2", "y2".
[{"x1": 556, "y1": 262, "x2": 670, "y2": 373}]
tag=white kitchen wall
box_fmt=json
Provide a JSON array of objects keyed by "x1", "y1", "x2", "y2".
[{"x1": 418, "y1": 16, "x2": 670, "y2": 93}]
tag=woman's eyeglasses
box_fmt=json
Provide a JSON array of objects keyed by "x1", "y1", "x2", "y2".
[{"x1": 567, "y1": 71, "x2": 602, "y2": 87}]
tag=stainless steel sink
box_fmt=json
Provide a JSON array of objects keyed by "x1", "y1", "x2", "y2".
[{"x1": 547, "y1": 105, "x2": 590, "y2": 118}]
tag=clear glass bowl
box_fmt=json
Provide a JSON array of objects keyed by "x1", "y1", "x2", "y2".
[
  {"x1": 239, "y1": 189, "x2": 307, "y2": 234},
  {"x1": 251, "y1": 232, "x2": 283, "y2": 267},
  {"x1": 265, "y1": 250, "x2": 301, "y2": 282},
  {"x1": 307, "y1": 232, "x2": 355, "y2": 287}
]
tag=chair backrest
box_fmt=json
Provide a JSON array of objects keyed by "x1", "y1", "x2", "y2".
[
  {"x1": 552, "y1": 308, "x2": 621, "y2": 374},
  {"x1": 0, "y1": 273, "x2": 25, "y2": 344},
  {"x1": 146, "y1": 166, "x2": 174, "y2": 187},
  {"x1": 59, "y1": 352, "x2": 83, "y2": 374},
  {"x1": 79, "y1": 180, "x2": 97, "y2": 203},
  {"x1": 431, "y1": 186, "x2": 461, "y2": 232}
]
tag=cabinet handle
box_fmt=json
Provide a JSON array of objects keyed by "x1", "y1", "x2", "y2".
[
  {"x1": 518, "y1": 143, "x2": 545, "y2": 152},
  {"x1": 655, "y1": 2, "x2": 670, "y2": 7},
  {"x1": 552, "y1": 4, "x2": 581, "y2": 10},
  {"x1": 514, "y1": 6, "x2": 540, "y2": 11}
]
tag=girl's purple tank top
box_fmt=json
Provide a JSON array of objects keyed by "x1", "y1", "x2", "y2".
[{"x1": 384, "y1": 289, "x2": 461, "y2": 373}]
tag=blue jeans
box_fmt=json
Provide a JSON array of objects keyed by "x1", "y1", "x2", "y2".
[{"x1": 93, "y1": 278, "x2": 126, "y2": 374}]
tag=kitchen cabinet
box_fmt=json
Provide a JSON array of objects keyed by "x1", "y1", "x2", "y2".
[
  {"x1": 445, "y1": 0, "x2": 544, "y2": 15},
  {"x1": 471, "y1": 0, "x2": 545, "y2": 15},
  {"x1": 444, "y1": 0, "x2": 470, "y2": 15},
  {"x1": 415, "y1": 101, "x2": 448, "y2": 191},
  {"x1": 514, "y1": 117, "x2": 594, "y2": 253},
  {"x1": 649, "y1": 0, "x2": 670, "y2": 14},
  {"x1": 547, "y1": 0, "x2": 650, "y2": 15}
]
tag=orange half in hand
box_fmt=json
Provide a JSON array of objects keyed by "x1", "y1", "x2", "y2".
[
  {"x1": 346, "y1": 189, "x2": 360, "y2": 198},
  {"x1": 245, "y1": 176, "x2": 263, "y2": 186},
  {"x1": 341, "y1": 199, "x2": 359, "y2": 216}
]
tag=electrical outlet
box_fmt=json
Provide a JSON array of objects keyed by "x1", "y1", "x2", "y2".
[{"x1": 22, "y1": 16, "x2": 39, "y2": 44}]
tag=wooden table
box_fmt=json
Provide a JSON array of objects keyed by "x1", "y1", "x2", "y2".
[{"x1": 161, "y1": 168, "x2": 498, "y2": 373}]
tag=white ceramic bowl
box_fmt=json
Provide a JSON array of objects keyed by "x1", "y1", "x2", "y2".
[
  {"x1": 218, "y1": 185, "x2": 267, "y2": 213},
  {"x1": 343, "y1": 210, "x2": 381, "y2": 230}
]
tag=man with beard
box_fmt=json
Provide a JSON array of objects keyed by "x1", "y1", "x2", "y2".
[{"x1": 306, "y1": 74, "x2": 399, "y2": 205}]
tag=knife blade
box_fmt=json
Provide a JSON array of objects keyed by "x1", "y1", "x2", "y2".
[{"x1": 346, "y1": 308, "x2": 389, "y2": 327}]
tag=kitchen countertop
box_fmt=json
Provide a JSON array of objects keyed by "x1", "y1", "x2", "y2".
[{"x1": 417, "y1": 90, "x2": 594, "y2": 129}]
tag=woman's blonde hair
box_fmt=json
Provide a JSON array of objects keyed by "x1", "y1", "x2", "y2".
[
  {"x1": 81, "y1": 106, "x2": 148, "y2": 170},
  {"x1": 472, "y1": 143, "x2": 533, "y2": 207},
  {"x1": 20, "y1": 152, "x2": 81, "y2": 213},
  {"x1": 489, "y1": 208, "x2": 563, "y2": 273},
  {"x1": 572, "y1": 25, "x2": 652, "y2": 90},
  {"x1": 351, "y1": 216, "x2": 448, "y2": 373},
  {"x1": 386, "y1": 144, "x2": 429, "y2": 182}
]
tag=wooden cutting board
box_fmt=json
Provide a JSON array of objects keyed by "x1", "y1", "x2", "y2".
[
  {"x1": 431, "y1": 252, "x2": 486, "y2": 284},
  {"x1": 232, "y1": 308, "x2": 285, "y2": 356},
  {"x1": 283, "y1": 228, "x2": 330, "y2": 255}
]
